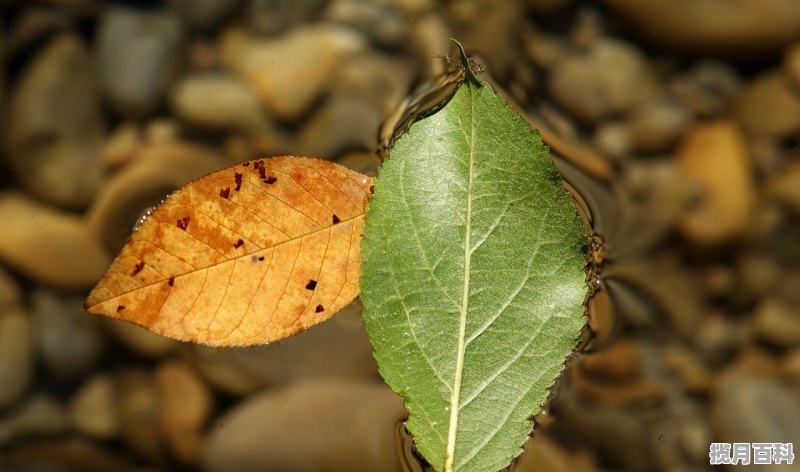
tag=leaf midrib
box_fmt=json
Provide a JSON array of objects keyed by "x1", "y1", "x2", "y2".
[{"x1": 444, "y1": 84, "x2": 476, "y2": 472}]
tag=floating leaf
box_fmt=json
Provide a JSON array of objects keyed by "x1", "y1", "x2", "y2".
[
  {"x1": 86, "y1": 156, "x2": 372, "y2": 346},
  {"x1": 360, "y1": 49, "x2": 587, "y2": 471}
]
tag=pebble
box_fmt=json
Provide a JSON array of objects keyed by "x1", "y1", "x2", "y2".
[
  {"x1": 245, "y1": 0, "x2": 328, "y2": 36},
  {"x1": 578, "y1": 338, "x2": 644, "y2": 380},
  {"x1": 668, "y1": 61, "x2": 742, "y2": 117},
  {"x1": 106, "y1": 320, "x2": 179, "y2": 359},
  {"x1": 170, "y1": 72, "x2": 276, "y2": 134},
  {"x1": 593, "y1": 121, "x2": 633, "y2": 159},
  {"x1": 785, "y1": 41, "x2": 800, "y2": 88},
  {"x1": 184, "y1": 301, "x2": 377, "y2": 395},
  {"x1": 4, "y1": 33, "x2": 104, "y2": 209},
  {"x1": 0, "y1": 265, "x2": 21, "y2": 308},
  {"x1": 69, "y1": 374, "x2": 120, "y2": 439},
  {"x1": 734, "y1": 70, "x2": 800, "y2": 137},
  {"x1": 600, "y1": 0, "x2": 800, "y2": 58},
  {"x1": 167, "y1": 0, "x2": 240, "y2": 30},
  {"x1": 154, "y1": 360, "x2": 213, "y2": 463},
  {"x1": 753, "y1": 297, "x2": 800, "y2": 348},
  {"x1": 768, "y1": 164, "x2": 800, "y2": 216},
  {"x1": 0, "y1": 394, "x2": 68, "y2": 443},
  {"x1": 548, "y1": 37, "x2": 658, "y2": 124},
  {"x1": 117, "y1": 369, "x2": 163, "y2": 463},
  {"x1": 514, "y1": 434, "x2": 597, "y2": 472},
  {"x1": 662, "y1": 342, "x2": 711, "y2": 394},
  {"x1": 0, "y1": 306, "x2": 34, "y2": 409},
  {"x1": 625, "y1": 98, "x2": 693, "y2": 153},
  {"x1": 712, "y1": 371, "x2": 800, "y2": 446},
  {"x1": 2, "y1": 438, "x2": 137, "y2": 472},
  {"x1": 202, "y1": 380, "x2": 406, "y2": 472},
  {"x1": 331, "y1": 51, "x2": 416, "y2": 118},
  {"x1": 0, "y1": 193, "x2": 110, "y2": 289},
  {"x1": 32, "y1": 287, "x2": 106, "y2": 381},
  {"x1": 325, "y1": 0, "x2": 409, "y2": 47},
  {"x1": 86, "y1": 141, "x2": 225, "y2": 253},
  {"x1": 221, "y1": 25, "x2": 366, "y2": 121},
  {"x1": 676, "y1": 121, "x2": 756, "y2": 245},
  {"x1": 296, "y1": 94, "x2": 382, "y2": 159},
  {"x1": 96, "y1": 6, "x2": 184, "y2": 117}
]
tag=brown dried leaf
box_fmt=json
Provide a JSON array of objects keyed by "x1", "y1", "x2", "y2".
[{"x1": 85, "y1": 156, "x2": 372, "y2": 346}]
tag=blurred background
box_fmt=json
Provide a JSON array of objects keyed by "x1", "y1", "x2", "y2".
[{"x1": 1, "y1": 0, "x2": 799, "y2": 471}]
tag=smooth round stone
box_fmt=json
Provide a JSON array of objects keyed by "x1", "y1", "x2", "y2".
[
  {"x1": 734, "y1": 70, "x2": 800, "y2": 137},
  {"x1": 753, "y1": 297, "x2": 800, "y2": 348},
  {"x1": 106, "y1": 319, "x2": 179, "y2": 359},
  {"x1": 183, "y1": 301, "x2": 377, "y2": 395},
  {"x1": 768, "y1": 164, "x2": 800, "y2": 217},
  {"x1": 32, "y1": 287, "x2": 106, "y2": 380},
  {"x1": 625, "y1": 98, "x2": 693, "y2": 153},
  {"x1": 167, "y1": 0, "x2": 240, "y2": 30},
  {"x1": 0, "y1": 394, "x2": 68, "y2": 443},
  {"x1": 296, "y1": 94, "x2": 382, "y2": 159},
  {"x1": 2, "y1": 438, "x2": 138, "y2": 472},
  {"x1": 169, "y1": 72, "x2": 274, "y2": 134},
  {"x1": 600, "y1": 0, "x2": 800, "y2": 58},
  {"x1": 676, "y1": 122, "x2": 756, "y2": 245},
  {"x1": 548, "y1": 37, "x2": 658, "y2": 124},
  {"x1": 220, "y1": 25, "x2": 366, "y2": 121},
  {"x1": 117, "y1": 369, "x2": 163, "y2": 463},
  {"x1": 154, "y1": 360, "x2": 213, "y2": 463},
  {"x1": 712, "y1": 371, "x2": 800, "y2": 443},
  {"x1": 0, "y1": 306, "x2": 34, "y2": 409},
  {"x1": 0, "y1": 193, "x2": 110, "y2": 289},
  {"x1": 0, "y1": 266, "x2": 21, "y2": 308},
  {"x1": 668, "y1": 61, "x2": 742, "y2": 117},
  {"x1": 96, "y1": 6, "x2": 184, "y2": 117},
  {"x1": 202, "y1": 379, "x2": 406, "y2": 472},
  {"x1": 69, "y1": 374, "x2": 120, "y2": 439},
  {"x1": 4, "y1": 33, "x2": 104, "y2": 209}
]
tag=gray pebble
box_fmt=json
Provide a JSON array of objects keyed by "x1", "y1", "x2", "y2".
[
  {"x1": 4, "y1": 33, "x2": 104, "y2": 209},
  {"x1": 96, "y1": 6, "x2": 184, "y2": 117}
]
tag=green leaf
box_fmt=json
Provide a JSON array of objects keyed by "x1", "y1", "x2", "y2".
[{"x1": 360, "y1": 58, "x2": 587, "y2": 471}]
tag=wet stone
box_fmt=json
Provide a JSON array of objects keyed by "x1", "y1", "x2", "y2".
[
  {"x1": 734, "y1": 70, "x2": 800, "y2": 137},
  {"x1": 32, "y1": 287, "x2": 106, "y2": 381},
  {"x1": 96, "y1": 6, "x2": 184, "y2": 117},
  {"x1": 0, "y1": 193, "x2": 111, "y2": 289},
  {"x1": 4, "y1": 33, "x2": 104, "y2": 209},
  {"x1": 202, "y1": 380, "x2": 406, "y2": 472},
  {"x1": 220, "y1": 25, "x2": 366, "y2": 121},
  {"x1": 69, "y1": 374, "x2": 120, "y2": 439},
  {"x1": 154, "y1": 360, "x2": 213, "y2": 463},
  {"x1": 0, "y1": 394, "x2": 68, "y2": 443},
  {"x1": 712, "y1": 371, "x2": 800, "y2": 447},
  {"x1": 0, "y1": 306, "x2": 34, "y2": 409}
]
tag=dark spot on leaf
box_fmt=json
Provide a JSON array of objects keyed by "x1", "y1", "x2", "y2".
[
  {"x1": 305, "y1": 280, "x2": 317, "y2": 290},
  {"x1": 234, "y1": 172, "x2": 243, "y2": 191},
  {"x1": 264, "y1": 176, "x2": 277, "y2": 184},
  {"x1": 168, "y1": 277, "x2": 175, "y2": 286},
  {"x1": 219, "y1": 187, "x2": 230, "y2": 199},
  {"x1": 254, "y1": 160, "x2": 266, "y2": 180},
  {"x1": 234, "y1": 239, "x2": 244, "y2": 249},
  {"x1": 242, "y1": 162, "x2": 250, "y2": 167},
  {"x1": 117, "y1": 305, "x2": 125, "y2": 312},
  {"x1": 315, "y1": 305, "x2": 324, "y2": 313},
  {"x1": 258, "y1": 256, "x2": 265, "y2": 261},
  {"x1": 177, "y1": 216, "x2": 190, "y2": 230},
  {"x1": 332, "y1": 214, "x2": 340, "y2": 224},
  {"x1": 131, "y1": 262, "x2": 145, "y2": 276},
  {"x1": 369, "y1": 185, "x2": 375, "y2": 195}
]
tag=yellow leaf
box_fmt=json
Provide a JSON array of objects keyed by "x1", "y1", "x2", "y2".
[{"x1": 85, "y1": 156, "x2": 372, "y2": 346}]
